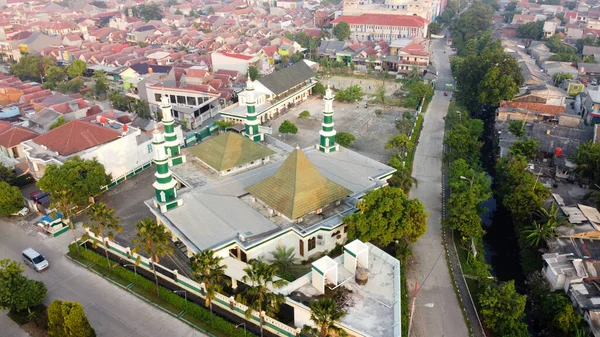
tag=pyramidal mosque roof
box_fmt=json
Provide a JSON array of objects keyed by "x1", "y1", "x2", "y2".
[{"x1": 246, "y1": 148, "x2": 351, "y2": 220}]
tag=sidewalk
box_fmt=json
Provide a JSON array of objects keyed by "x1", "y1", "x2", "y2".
[{"x1": 1, "y1": 310, "x2": 30, "y2": 337}]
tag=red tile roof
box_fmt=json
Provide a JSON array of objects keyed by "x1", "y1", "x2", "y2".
[
  {"x1": 0, "y1": 126, "x2": 38, "y2": 148},
  {"x1": 332, "y1": 14, "x2": 429, "y2": 27},
  {"x1": 33, "y1": 120, "x2": 121, "y2": 156},
  {"x1": 220, "y1": 52, "x2": 255, "y2": 60},
  {"x1": 506, "y1": 102, "x2": 566, "y2": 115}
]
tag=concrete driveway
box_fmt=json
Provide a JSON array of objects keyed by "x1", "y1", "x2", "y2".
[
  {"x1": 0, "y1": 217, "x2": 206, "y2": 337},
  {"x1": 405, "y1": 35, "x2": 470, "y2": 337}
]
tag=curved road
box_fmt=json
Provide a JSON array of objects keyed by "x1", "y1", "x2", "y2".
[{"x1": 406, "y1": 35, "x2": 471, "y2": 337}]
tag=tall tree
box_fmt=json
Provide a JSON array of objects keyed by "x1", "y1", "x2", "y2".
[
  {"x1": 302, "y1": 298, "x2": 347, "y2": 337},
  {"x1": 248, "y1": 66, "x2": 261, "y2": 81},
  {"x1": 133, "y1": 100, "x2": 151, "y2": 118},
  {"x1": 238, "y1": 259, "x2": 288, "y2": 337},
  {"x1": 37, "y1": 157, "x2": 111, "y2": 254},
  {"x1": 509, "y1": 137, "x2": 539, "y2": 159},
  {"x1": 0, "y1": 259, "x2": 47, "y2": 314},
  {"x1": 92, "y1": 71, "x2": 109, "y2": 97},
  {"x1": 268, "y1": 245, "x2": 298, "y2": 272},
  {"x1": 190, "y1": 250, "x2": 227, "y2": 326},
  {"x1": 0, "y1": 163, "x2": 16, "y2": 184},
  {"x1": 83, "y1": 203, "x2": 122, "y2": 271},
  {"x1": 333, "y1": 22, "x2": 350, "y2": 41},
  {"x1": 385, "y1": 134, "x2": 414, "y2": 153},
  {"x1": 132, "y1": 218, "x2": 173, "y2": 297},
  {"x1": 344, "y1": 186, "x2": 427, "y2": 246},
  {"x1": 108, "y1": 90, "x2": 129, "y2": 111},
  {"x1": 46, "y1": 66, "x2": 67, "y2": 84},
  {"x1": 479, "y1": 281, "x2": 529, "y2": 337},
  {"x1": 0, "y1": 181, "x2": 24, "y2": 215},
  {"x1": 336, "y1": 132, "x2": 356, "y2": 148}
]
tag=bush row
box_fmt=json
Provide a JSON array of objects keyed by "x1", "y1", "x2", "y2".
[
  {"x1": 406, "y1": 114, "x2": 424, "y2": 170},
  {"x1": 69, "y1": 244, "x2": 251, "y2": 337}
]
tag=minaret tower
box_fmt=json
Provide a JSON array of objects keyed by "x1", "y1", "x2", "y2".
[
  {"x1": 160, "y1": 95, "x2": 186, "y2": 166},
  {"x1": 318, "y1": 85, "x2": 339, "y2": 153},
  {"x1": 151, "y1": 129, "x2": 183, "y2": 212},
  {"x1": 243, "y1": 76, "x2": 263, "y2": 142}
]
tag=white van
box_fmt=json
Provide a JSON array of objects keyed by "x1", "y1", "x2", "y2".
[{"x1": 22, "y1": 248, "x2": 49, "y2": 272}]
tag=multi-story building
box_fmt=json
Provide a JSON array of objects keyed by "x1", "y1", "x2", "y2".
[
  {"x1": 384, "y1": 38, "x2": 430, "y2": 74},
  {"x1": 342, "y1": 0, "x2": 435, "y2": 22},
  {"x1": 332, "y1": 14, "x2": 429, "y2": 41}
]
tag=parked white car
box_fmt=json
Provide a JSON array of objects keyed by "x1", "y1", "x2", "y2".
[{"x1": 22, "y1": 248, "x2": 49, "y2": 272}]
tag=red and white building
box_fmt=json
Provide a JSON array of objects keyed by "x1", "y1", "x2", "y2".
[{"x1": 332, "y1": 14, "x2": 429, "y2": 41}]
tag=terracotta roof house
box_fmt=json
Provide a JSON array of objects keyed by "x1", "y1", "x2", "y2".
[
  {"x1": 0, "y1": 125, "x2": 38, "y2": 167},
  {"x1": 23, "y1": 119, "x2": 158, "y2": 181}
]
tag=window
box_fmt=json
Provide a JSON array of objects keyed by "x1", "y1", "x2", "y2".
[
  {"x1": 170, "y1": 95, "x2": 176, "y2": 103},
  {"x1": 173, "y1": 110, "x2": 179, "y2": 119},
  {"x1": 308, "y1": 237, "x2": 316, "y2": 251},
  {"x1": 155, "y1": 93, "x2": 162, "y2": 102},
  {"x1": 187, "y1": 96, "x2": 196, "y2": 105},
  {"x1": 147, "y1": 144, "x2": 152, "y2": 153},
  {"x1": 194, "y1": 110, "x2": 200, "y2": 118},
  {"x1": 177, "y1": 96, "x2": 186, "y2": 104}
]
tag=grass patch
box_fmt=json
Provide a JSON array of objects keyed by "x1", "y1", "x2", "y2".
[
  {"x1": 130, "y1": 285, "x2": 182, "y2": 315},
  {"x1": 400, "y1": 265, "x2": 409, "y2": 337},
  {"x1": 7, "y1": 304, "x2": 48, "y2": 337},
  {"x1": 89, "y1": 264, "x2": 131, "y2": 287},
  {"x1": 182, "y1": 313, "x2": 231, "y2": 337}
]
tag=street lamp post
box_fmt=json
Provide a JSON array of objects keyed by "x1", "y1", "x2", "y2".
[
  {"x1": 460, "y1": 175, "x2": 475, "y2": 190},
  {"x1": 235, "y1": 323, "x2": 247, "y2": 337},
  {"x1": 173, "y1": 290, "x2": 187, "y2": 311}
]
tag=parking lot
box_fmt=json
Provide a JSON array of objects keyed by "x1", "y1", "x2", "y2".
[
  {"x1": 269, "y1": 95, "x2": 411, "y2": 163},
  {"x1": 72, "y1": 168, "x2": 193, "y2": 276}
]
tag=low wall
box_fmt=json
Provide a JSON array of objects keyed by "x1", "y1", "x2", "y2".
[{"x1": 82, "y1": 229, "x2": 299, "y2": 337}]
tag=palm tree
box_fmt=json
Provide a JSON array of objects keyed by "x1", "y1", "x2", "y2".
[
  {"x1": 83, "y1": 202, "x2": 122, "y2": 271},
  {"x1": 52, "y1": 189, "x2": 79, "y2": 255},
  {"x1": 191, "y1": 250, "x2": 227, "y2": 326},
  {"x1": 132, "y1": 218, "x2": 173, "y2": 297},
  {"x1": 302, "y1": 298, "x2": 347, "y2": 337},
  {"x1": 522, "y1": 220, "x2": 557, "y2": 248},
  {"x1": 408, "y1": 65, "x2": 420, "y2": 81},
  {"x1": 237, "y1": 259, "x2": 288, "y2": 337},
  {"x1": 268, "y1": 245, "x2": 298, "y2": 272},
  {"x1": 388, "y1": 166, "x2": 418, "y2": 193},
  {"x1": 535, "y1": 202, "x2": 567, "y2": 227}
]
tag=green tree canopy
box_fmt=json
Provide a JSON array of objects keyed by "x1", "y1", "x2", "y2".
[
  {"x1": 509, "y1": 137, "x2": 540, "y2": 159},
  {"x1": 0, "y1": 181, "x2": 24, "y2": 215},
  {"x1": 279, "y1": 120, "x2": 298, "y2": 135},
  {"x1": 336, "y1": 132, "x2": 355, "y2": 147},
  {"x1": 109, "y1": 90, "x2": 129, "y2": 111},
  {"x1": 133, "y1": 218, "x2": 173, "y2": 297},
  {"x1": 50, "y1": 116, "x2": 66, "y2": 130},
  {"x1": 92, "y1": 71, "x2": 109, "y2": 97},
  {"x1": 516, "y1": 21, "x2": 544, "y2": 40},
  {"x1": 302, "y1": 298, "x2": 347, "y2": 337},
  {"x1": 451, "y1": 2, "x2": 494, "y2": 53},
  {"x1": 46, "y1": 66, "x2": 67, "y2": 84},
  {"x1": 48, "y1": 300, "x2": 96, "y2": 337},
  {"x1": 312, "y1": 82, "x2": 326, "y2": 96},
  {"x1": 385, "y1": 134, "x2": 413, "y2": 153},
  {"x1": 133, "y1": 3, "x2": 163, "y2": 21},
  {"x1": 10, "y1": 55, "x2": 56, "y2": 83},
  {"x1": 344, "y1": 186, "x2": 428, "y2": 246},
  {"x1": 0, "y1": 259, "x2": 47, "y2": 314},
  {"x1": 333, "y1": 22, "x2": 350, "y2": 40},
  {"x1": 56, "y1": 78, "x2": 84, "y2": 94},
  {"x1": 508, "y1": 120, "x2": 525, "y2": 137},
  {"x1": 248, "y1": 66, "x2": 261, "y2": 81},
  {"x1": 133, "y1": 100, "x2": 151, "y2": 118},
  {"x1": 0, "y1": 163, "x2": 16, "y2": 184},
  {"x1": 334, "y1": 85, "x2": 363, "y2": 103},
  {"x1": 479, "y1": 281, "x2": 529, "y2": 337},
  {"x1": 190, "y1": 249, "x2": 227, "y2": 324},
  {"x1": 444, "y1": 120, "x2": 484, "y2": 166},
  {"x1": 66, "y1": 60, "x2": 86, "y2": 79},
  {"x1": 571, "y1": 141, "x2": 600, "y2": 185}
]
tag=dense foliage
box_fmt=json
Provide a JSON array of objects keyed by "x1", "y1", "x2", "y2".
[
  {"x1": 332, "y1": 22, "x2": 350, "y2": 41},
  {"x1": 0, "y1": 181, "x2": 24, "y2": 215},
  {"x1": 0, "y1": 259, "x2": 47, "y2": 314},
  {"x1": 48, "y1": 300, "x2": 96, "y2": 337}
]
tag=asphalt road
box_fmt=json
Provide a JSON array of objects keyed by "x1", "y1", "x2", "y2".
[
  {"x1": 0, "y1": 218, "x2": 206, "y2": 337},
  {"x1": 405, "y1": 35, "x2": 471, "y2": 337}
]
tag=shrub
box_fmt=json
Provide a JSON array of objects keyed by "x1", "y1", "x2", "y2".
[
  {"x1": 374, "y1": 109, "x2": 383, "y2": 116},
  {"x1": 70, "y1": 244, "x2": 250, "y2": 337},
  {"x1": 298, "y1": 110, "x2": 310, "y2": 119}
]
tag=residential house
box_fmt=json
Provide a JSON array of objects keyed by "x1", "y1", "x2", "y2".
[
  {"x1": 18, "y1": 32, "x2": 61, "y2": 55},
  {"x1": 543, "y1": 18, "x2": 560, "y2": 38},
  {"x1": 583, "y1": 46, "x2": 600, "y2": 62},
  {"x1": 126, "y1": 25, "x2": 156, "y2": 44},
  {"x1": 211, "y1": 52, "x2": 260, "y2": 76},
  {"x1": 276, "y1": 0, "x2": 304, "y2": 9},
  {"x1": 62, "y1": 33, "x2": 83, "y2": 47},
  {"x1": 22, "y1": 118, "x2": 160, "y2": 181},
  {"x1": 384, "y1": 38, "x2": 429, "y2": 74},
  {"x1": 332, "y1": 14, "x2": 429, "y2": 41},
  {"x1": 0, "y1": 124, "x2": 38, "y2": 167}
]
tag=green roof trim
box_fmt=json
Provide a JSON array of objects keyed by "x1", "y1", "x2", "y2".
[
  {"x1": 246, "y1": 148, "x2": 351, "y2": 220},
  {"x1": 187, "y1": 132, "x2": 274, "y2": 172}
]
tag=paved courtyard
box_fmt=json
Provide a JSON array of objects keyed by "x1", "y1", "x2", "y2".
[
  {"x1": 268, "y1": 96, "x2": 409, "y2": 163},
  {"x1": 72, "y1": 168, "x2": 192, "y2": 276}
]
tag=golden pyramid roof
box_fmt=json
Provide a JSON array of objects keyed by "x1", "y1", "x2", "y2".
[{"x1": 246, "y1": 148, "x2": 351, "y2": 220}]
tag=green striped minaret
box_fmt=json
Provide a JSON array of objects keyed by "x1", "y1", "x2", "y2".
[
  {"x1": 151, "y1": 129, "x2": 181, "y2": 212},
  {"x1": 160, "y1": 95, "x2": 186, "y2": 166},
  {"x1": 318, "y1": 85, "x2": 338, "y2": 153},
  {"x1": 243, "y1": 76, "x2": 263, "y2": 142}
]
